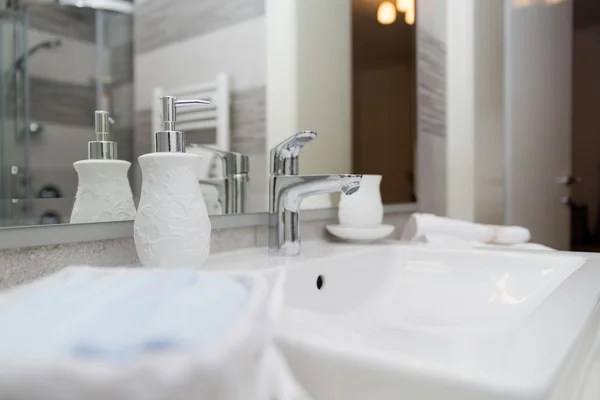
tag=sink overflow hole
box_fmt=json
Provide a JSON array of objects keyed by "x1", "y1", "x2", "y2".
[{"x1": 316, "y1": 275, "x2": 325, "y2": 290}]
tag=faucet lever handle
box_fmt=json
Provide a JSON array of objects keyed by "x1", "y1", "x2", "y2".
[{"x1": 270, "y1": 131, "x2": 317, "y2": 176}]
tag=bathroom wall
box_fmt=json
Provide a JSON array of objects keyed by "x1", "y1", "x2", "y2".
[
  {"x1": 133, "y1": 0, "x2": 267, "y2": 212},
  {"x1": 473, "y1": 0, "x2": 504, "y2": 225},
  {"x1": 445, "y1": 0, "x2": 477, "y2": 221},
  {"x1": 416, "y1": 0, "x2": 505, "y2": 224},
  {"x1": 266, "y1": 0, "x2": 352, "y2": 178},
  {"x1": 10, "y1": 7, "x2": 133, "y2": 224},
  {"x1": 416, "y1": 0, "x2": 447, "y2": 216}
]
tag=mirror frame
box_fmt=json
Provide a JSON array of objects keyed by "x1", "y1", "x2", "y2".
[{"x1": 0, "y1": 203, "x2": 418, "y2": 250}]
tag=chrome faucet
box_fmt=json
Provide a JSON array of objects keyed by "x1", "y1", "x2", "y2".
[
  {"x1": 269, "y1": 131, "x2": 362, "y2": 256},
  {"x1": 189, "y1": 144, "x2": 249, "y2": 214}
]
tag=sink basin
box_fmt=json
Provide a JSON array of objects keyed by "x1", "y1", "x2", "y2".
[
  {"x1": 204, "y1": 242, "x2": 600, "y2": 400},
  {"x1": 283, "y1": 245, "x2": 582, "y2": 330}
]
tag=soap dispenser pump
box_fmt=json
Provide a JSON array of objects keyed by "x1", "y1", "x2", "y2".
[
  {"x1": 134, "y1": 96, "x2": 212, "y2": 268},
  {"x1": 70, "y1": 111, "x2": 136, "y2": 223}
]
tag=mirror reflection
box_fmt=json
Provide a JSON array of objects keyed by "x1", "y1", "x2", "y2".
[
  {"x1": 0, "y1": 0, "x2": 134, "y2": 226},
  {"x1": 0, "y1": 0, "x2": 416, "y2": 227}
]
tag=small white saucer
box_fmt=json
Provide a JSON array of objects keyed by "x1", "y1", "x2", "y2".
[{"x1": 326, "y1": 224, "x2": 395, "y2": 242}]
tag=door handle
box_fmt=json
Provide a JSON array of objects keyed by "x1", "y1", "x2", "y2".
[{"x1": 556, "y1": 175, "x2": 581, "y2": 185}]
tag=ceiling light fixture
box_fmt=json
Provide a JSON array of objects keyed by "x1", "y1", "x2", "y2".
[
  {"x1": 396, "y1": 0, "x2": 411, "y2": 12},
  {"x1": 377, "y1": 1, "x2": 397, "y2": 25}
]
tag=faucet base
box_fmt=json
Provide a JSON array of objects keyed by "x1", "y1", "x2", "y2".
[{"x1": 268, "y1": 174, "x2": 362, "y2": 257}]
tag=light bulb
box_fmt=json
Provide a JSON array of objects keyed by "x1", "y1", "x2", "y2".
[
  {"x1": 405, "y1": 7, "x2": 415, "y2": 25},
  {"x1": 514, "y1": 0, "x2": 532, "y2": 7},
  {"x1": 396, "y1": 0, "x2": 410, "y2": 12},
  {"x1": 377, "y1": 1, "x2": 397, "y2": 25}
]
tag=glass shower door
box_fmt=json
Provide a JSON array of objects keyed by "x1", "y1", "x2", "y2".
[{"x1": 0, "y1": 9, "x2": 25, "y2": 226}]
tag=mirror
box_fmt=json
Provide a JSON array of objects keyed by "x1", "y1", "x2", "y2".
[
  {"x1": 0, "y1": 0, "x2": 416, "y2": 228},
  {"x1": 0, "y1": 0, "x2": 134, "y2": 227}
]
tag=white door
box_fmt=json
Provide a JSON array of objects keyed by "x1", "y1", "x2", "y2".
[{"x1": 504, "y1": 0, "x2": 573, "y2": 250}]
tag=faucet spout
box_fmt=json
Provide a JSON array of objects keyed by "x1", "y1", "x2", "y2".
[{"x1": 269, "y1": 174, "x2": 362, "y2": 256}]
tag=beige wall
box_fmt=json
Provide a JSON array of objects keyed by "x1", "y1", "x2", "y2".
[
  {"x1": 446, "y1": 0, "x2": 475, "y2": 220},
  {"x1": 474, "y1": 0, "x2": 505, "y2": 225},
  {"x1": 416, "y1": 0, "x2": 448, "y2": 216},
  {"x1": 266, "y1": 0, "x2": 352, "y2": 175}
]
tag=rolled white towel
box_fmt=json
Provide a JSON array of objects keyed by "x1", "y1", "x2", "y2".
[
  {"x1": 401, "y1": 213, "x2": 530, "y2": 245},
  {"x1": 486, "y1": 242, "x2": 554, "y2": 251},
  {"x1": 413, "y1": 234, "x2": 554, "y2": 251}
]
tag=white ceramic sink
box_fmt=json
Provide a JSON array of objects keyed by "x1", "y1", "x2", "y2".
[
  {"x1": 283, "y1": 245, "x2": 581, "y2": 329},
  {"x1": 204, "y1": 243, "x2": 600, "y2": 400}
]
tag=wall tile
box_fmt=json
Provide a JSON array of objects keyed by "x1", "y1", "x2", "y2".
[
  {"x1": 110, "y1": 42, "x2": 134, "y2": 85},
  {"x1": 418, "y1": 30, "x2": 446, "y2": 137},
  {"x1": 106, "y1": 11, "x2": 133, "y2": 48},
  {"x1": 28, "y1": 6, "x2": 95, "y2": 43},
  {"x1": 417, "y1": 132, "x2": 447, "y2": 215},
  {"x1": 27, "y1": 29, "x2": 96, "y2": 86},
  {"x1": 133, "y1": 16, "x2": 266, "y2": 111},
  {"x1": 135, "y1": 0, "x2": 265, "y2": 54},
  {"x1": 231, "y1": 86, "x2": 266, "y2": 139},
  {"x1": 111, "y1": 83, "x2": 134, "y2": 129},
  {"x1": 133, "y1": 109, "x2": 152, "y2": 158},
  {"x1": 416, "y1": 28, "x2": 447, "y2": 215},
  {"x1": 30, "y1": 77, "x2": 95, "y2": 127},
  {"x1": 231, "y1": 136, "x2": 266, "y2": 156},
  {"x1": 132, "y1": 109, "x2": 152, "y2": 193}
]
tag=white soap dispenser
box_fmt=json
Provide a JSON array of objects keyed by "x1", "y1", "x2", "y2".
[
  {"x1": 134, "y1": 96, "x2": 212, "y2": 268},
  {"x1": 70, "y1": 111, "x2": 136, "y2": 224}
]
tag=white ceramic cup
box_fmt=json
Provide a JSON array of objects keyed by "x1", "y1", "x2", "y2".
[{"x1": 338, "y1": 174, "x2": 384, "y2": 228}]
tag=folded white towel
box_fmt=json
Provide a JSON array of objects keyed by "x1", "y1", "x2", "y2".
[
  {"x1": 401, "y1": 213, "x2": 531, "y2": 245},
  {"x1": 0, "y1": 266, "x2": 309, "y2": 400},
  {"x1": 0, "y1": 268, "x2": 248, "y2": 362}
]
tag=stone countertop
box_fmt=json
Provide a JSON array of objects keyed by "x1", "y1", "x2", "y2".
[{"x1": 0, "y1": 212, "x2": 410, "y2": 291}]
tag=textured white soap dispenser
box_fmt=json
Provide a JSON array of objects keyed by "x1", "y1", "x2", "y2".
[
  {"x1": 134, "y1": 96, "x2": 212, "y2": 268},
  {"x1": 70, "y1": 111, "x2": 136, "y2": 224}
]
